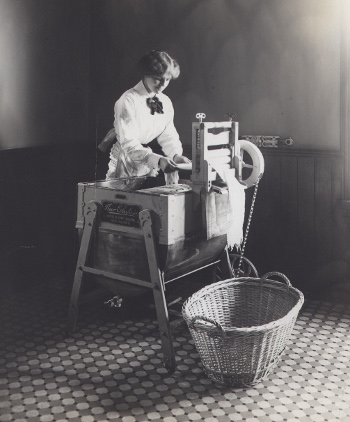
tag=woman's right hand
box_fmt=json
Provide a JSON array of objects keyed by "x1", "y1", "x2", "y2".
[{"x1": 159, "y1": 157, "x2": 177, "y2": 173}]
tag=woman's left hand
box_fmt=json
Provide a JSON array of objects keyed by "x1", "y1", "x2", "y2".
[{"x1": 173, "y1": 154, "x2": 191, "y2": 164}]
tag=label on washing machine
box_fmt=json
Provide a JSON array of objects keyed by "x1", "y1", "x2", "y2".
[{"x1": 101, "y1": 201, "x2": 141, "y2": 228}]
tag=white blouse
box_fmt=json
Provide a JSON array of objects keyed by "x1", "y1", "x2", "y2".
[{"x1": 107, "y1": 80, "x2": 183, "y2": 179}]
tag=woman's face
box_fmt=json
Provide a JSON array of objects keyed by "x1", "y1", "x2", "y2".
[{"x1": 144, "y1": 70, "x2": 172, "y2": 94}]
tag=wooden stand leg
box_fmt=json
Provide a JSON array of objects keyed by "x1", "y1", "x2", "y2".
[
  {"x1": 66, "y1": 202, "x2": 100, "y2": 334},
  {"x1": 140, "y1": 209, "x2": 176, "y2": 374}
]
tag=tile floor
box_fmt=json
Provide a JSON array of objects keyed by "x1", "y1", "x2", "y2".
[{"x1": 1, "y1": 276, "x2": 350, "y2": 422}]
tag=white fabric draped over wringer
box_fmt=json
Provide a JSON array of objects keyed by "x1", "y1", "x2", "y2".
[{"x1": 212, "y1": 163, "x2": 246, "y2": 252}]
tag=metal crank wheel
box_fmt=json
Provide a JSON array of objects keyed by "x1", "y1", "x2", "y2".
[{"x1": 235, "y1": 139, "x2": 264, "y2": 188}]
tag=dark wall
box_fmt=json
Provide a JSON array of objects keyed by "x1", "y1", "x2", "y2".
[
  {"x1": 0, "y1": 1, "x2": 92, "y2": 290},
  {"x1": 0, "y1": 145, "x2": 94, "y2": 284},
  {"x1": 0, "y1": 0, "x2": 90, "y2": 148},
  {"x1": 90, "y1": 0, "x2": 342, "y2": 153}
]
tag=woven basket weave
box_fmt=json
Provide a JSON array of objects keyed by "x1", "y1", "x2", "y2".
[{"x1": 182, "y1": 272, "x2": 304, "y2": 387}]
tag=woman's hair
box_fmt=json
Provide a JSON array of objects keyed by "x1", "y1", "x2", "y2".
[{"x1": 137, "y1": 50, "x2": 180, "y2": 79}]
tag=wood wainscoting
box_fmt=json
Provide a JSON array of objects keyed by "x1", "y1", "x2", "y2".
[
  {"x1": 1, "y1": 143, "x2": 347, "y2": 299},
  {"x1": 242, "y1": 149, "x2": 347, "y2": 299},
  {"x1": 0, "y1": 143, "x2": 96, "y2": 291}
]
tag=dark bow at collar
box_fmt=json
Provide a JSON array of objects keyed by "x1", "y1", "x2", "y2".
[{"x1": 146, "y1": 96, "x2": 164, "y2": 115}]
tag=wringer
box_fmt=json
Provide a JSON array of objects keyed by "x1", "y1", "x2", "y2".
[{"x1": 66, "y1": 114, "x2": 264, "y2": 373}]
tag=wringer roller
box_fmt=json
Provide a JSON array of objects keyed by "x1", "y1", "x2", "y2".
[{"x1": 66, "y1": 114, "x2": 264, "y2": 373}]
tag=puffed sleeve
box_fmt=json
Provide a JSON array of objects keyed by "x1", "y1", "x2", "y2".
[
  {"x1": 157, "y1": 101, "x2": 183, "y2": 159},
  {"x1": 114, "y1": 95, "x2": 162, "y2": 170}
]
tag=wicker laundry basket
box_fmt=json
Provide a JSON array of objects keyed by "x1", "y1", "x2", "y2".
[{"x1": 182, "y1": 272, "x2": 304, "y2": 387}]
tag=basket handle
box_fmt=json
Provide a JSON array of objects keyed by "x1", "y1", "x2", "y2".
[
  {"x1": 261, "y1": 271, "x2": 291, "y2": 288},
  {"x1": 188, "y1": 316, "x2": 226, "y2": 337}
]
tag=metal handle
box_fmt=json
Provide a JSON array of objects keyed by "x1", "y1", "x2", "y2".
[
  {"x1": 226, "y1": 112, "x2": 237, "y2": 122},
  {"x1": 196, "y1": 113, "x2": 206, "y2": 123},
  {"x1": 261, "y1": 271, "x2": 292, "y2": 288},
  {"x1": 229, "y1": 253, "x2": 259, "y2": 278}
]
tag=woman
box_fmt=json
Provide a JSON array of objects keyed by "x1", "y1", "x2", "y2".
[{"x1": 100, "y1": 50, "x2": 190, "y2": 182}]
